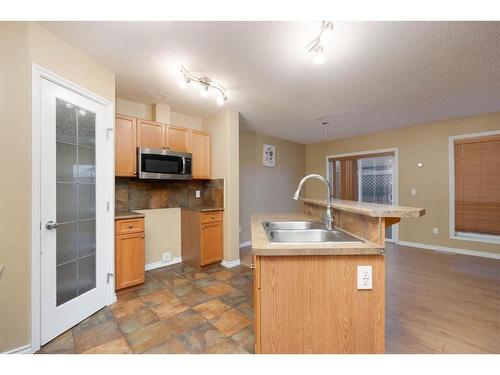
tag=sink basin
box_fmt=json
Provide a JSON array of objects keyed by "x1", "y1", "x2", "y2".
[
  {"x1": 266, "y1": 229, "x2": 363, "y2": 244},
  {"x1": 263, "y1": 221, "x2": 323, "y2": 230}
]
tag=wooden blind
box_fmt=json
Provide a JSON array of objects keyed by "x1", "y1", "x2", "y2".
[{"x1": 454, "y1": 135, "x2": 500, "y2": 235}]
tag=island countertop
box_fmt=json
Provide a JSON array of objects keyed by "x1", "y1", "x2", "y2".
[
  {"x1": 251, "y1": 213, "x2": 383, "y2": 256},
  {"x1": 300, "y1": 198, "x2": 425, "y2": 218}
]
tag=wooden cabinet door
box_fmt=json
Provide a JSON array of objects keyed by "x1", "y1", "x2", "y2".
[
  {"x1": 115, "y1": 115, "x2": 137, "y2": 177},
  {"x1": 188, "y1": 130, "x2": 211, "y2": 179},
  {"x1": 200, "y1": 221, "x2": 223, "y2": 266},
  {"x1": 115, "y1": 232, "x2": 145, "y2": 290},
  {"x1": 166, "y1": 125, "x2": 189, "y2": 152},
  {"x1": 137, "y1": 119, "x2": 166, "y2": 149}
]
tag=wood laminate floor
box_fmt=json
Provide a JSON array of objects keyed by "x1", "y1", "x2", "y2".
[
  {"x1": 39, "y1": 243, "x2": 499, "y2": 354},
  {"x1": 384, "y1": 242, "x2": 500, "y2": 353}
]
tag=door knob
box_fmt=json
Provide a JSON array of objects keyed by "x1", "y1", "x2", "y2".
[{"x1": 45, "y1": 221, "x2": 58, "y2": 230}]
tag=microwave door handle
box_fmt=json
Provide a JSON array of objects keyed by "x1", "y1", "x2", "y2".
[{"x1": 182, "y1": 157, "x2": 186, "y2": 174}]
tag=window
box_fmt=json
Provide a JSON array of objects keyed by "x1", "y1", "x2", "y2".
[
  {"x1": 327, "y1": 150, "x2": 396, "y2": 240},
  {"x1": 452, "y1": 133, "x2": 500, "y2": 242}
]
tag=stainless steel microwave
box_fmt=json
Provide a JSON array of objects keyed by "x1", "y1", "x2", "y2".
[{"x1": 137, "y1": 147, "x2": 192, "y2": 180}]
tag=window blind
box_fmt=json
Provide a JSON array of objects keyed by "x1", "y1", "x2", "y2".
[{"x1": 454, "y1": 135, "x2": 500, "y2": 236}]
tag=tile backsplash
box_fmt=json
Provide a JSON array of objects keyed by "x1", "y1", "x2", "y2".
[{"x1": 115, "y1": 178, "x2": 224, "y2": 211}]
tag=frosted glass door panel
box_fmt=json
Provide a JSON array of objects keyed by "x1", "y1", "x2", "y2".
[{"x1": 55, "y1": 98, "x2": 96, "y2": 306}]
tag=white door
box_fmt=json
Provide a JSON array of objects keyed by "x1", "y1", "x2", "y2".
[{"x1": 40, "y1": 78, "x2": 108, "y2": 345}]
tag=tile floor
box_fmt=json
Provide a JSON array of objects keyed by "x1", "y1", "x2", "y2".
[{"x1": 38, "y1": 262, "x2": 254, "y2": 354}]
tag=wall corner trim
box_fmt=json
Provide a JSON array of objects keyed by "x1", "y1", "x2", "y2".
[
  {"x1": 239, "y1": 241, "x2": 251, "y2": 248},
  {"x1": 396, "y1": 240, "x2": 500, "y2": 260},
  {"x1": 221, "y1": 259, "x2": 241, "y2": 268},
  {"x1": 2, "y1": 344, "x2": 32, "y2": 354},
  {"x1": 145, "y1": 256, "x2": 182, "y2": 271}
]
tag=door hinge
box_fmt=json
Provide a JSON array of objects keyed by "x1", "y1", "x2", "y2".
[
  {"x1": 107, "y1": 273, "x2": 114, "y2": 284},
  {"x1": 106, "y1": 201, "x2": 110, "y2": 212},
  {"x1": 105, "y1": 127, "x2": 113, "y2": 139}
]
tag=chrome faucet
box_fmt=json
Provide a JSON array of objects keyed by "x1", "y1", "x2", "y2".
[{"x1": 293, "y1": 174, "x2": 334, "y2": 230}]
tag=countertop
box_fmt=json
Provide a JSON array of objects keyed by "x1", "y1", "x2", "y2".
[
  {"x1": 301, "y1": 198, "x2": 425, "y2": 218},
  {"x1": 182, "y1": 207, "x2": 224, "y2": 212},
  {"x1": 251, "y1": 213, "x2": 383, "y2": 256},
  {"x1": 115, "y1": 211, "x2": 145, "y2": 220}
]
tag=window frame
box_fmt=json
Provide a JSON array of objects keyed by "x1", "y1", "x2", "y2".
[
  {"x1": 449, "y1": 130, "x2": 500, "y2": 244},
  {"x1": 325, "y1": 147, "x2": 399, "y2": 242}
]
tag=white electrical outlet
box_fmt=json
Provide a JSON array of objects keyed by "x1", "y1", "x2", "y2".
[
  {"x1": 195, "y1": 190, "x2": 201, "y2": 198},
  {"x1": 432, "y1": 227, "x2": 439, "y2": 235},
  {"x1": 162, "y1": 251, "x2": 172, "y2": 263},
  {"x1": 357, "y1": 265, "x2": 372, "y2": 290},
  {"x1": 410, "y1": 188, "x2": 417, "y2": 196}
]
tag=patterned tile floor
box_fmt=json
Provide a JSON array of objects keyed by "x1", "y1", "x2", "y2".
[{"x1": 37, "y1": 263, "x2": 255, "y2": 354}]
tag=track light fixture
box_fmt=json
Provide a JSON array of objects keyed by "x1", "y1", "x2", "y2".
[
  {"x1": 306, "y1": 21, "x2": 334, "y2": 65},
  {"x1": 179, "y1": 66, "x2": 227, "y2": 105}
]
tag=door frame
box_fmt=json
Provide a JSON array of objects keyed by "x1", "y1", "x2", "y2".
[
  {"x1": 325, "y1": 147, "x2": 399, "y2": 242},
  {"x1": 30, "y1": 64, "x2": 115, "y2": 353}
]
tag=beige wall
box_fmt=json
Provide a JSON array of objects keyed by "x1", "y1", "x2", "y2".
[
  {"x1": 136, "y1": 209, "x2": 181, "y2": 264},
  {"x1": 0, "y1": 22, "x2": 115, "y2": 353},
  {"x1": 171, "y1": 111, "x2": 203, "y2": 130},
  {"x1": 0, "y1": 22, "x2": 31, "y2": 354},
  {"x1": 305, "y1": 112, "x2": 500, "y2": 256},
  {"x1": 116, "y1": 98, "x2": 203, "y2": 130},
  {"x1": 116, "y1": 98, "x2": 152, "y2": 120},
  {"x1": 239, "y1": 129, "x2": 305, "y2": 243},
  {"x1": 203, "y1": 109, "x2": 240, "y2": 262}
]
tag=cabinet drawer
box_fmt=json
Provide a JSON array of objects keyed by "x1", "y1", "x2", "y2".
[
  {"x1": 115, "y1": 218, "x2": 144, "y2": 235},
  {"x1": 201, "y1": 211, "x2": 223, "y2": 224}
]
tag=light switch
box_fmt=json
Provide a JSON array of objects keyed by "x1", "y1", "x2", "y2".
[
  {"x1": 195, "y1": 190, "x2": 201, "y2": 198},
  {"x1": 432, "y1": 227, "x2": 439, "y2": 235},
  {"x1": 410, "y1": 188, "x2": 417, "y2": 196}
]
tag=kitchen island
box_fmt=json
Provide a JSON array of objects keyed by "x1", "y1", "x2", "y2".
[{"x1": 251, "y1": 199, "x2": 424, "y2": 354}]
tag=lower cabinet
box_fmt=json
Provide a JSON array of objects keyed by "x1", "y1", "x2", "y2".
[
  {"x1": 115, "y1": 218, "x2": 145, "y2": 290},
  {"x1": 181, "y1": 209, "x2": 223, "y2": 269}
]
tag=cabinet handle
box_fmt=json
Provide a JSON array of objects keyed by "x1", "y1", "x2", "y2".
[
  {"x1": 250, "y1": 264, "x2": 256, "y2": 269},
  {"x1": 128, "y1": 224, "x2": 133, "y2": 229},
  {"x1": 211, "y1": 216, "x2": 215, "y2": 220},
  {"x1": 141, "y1": 234, "x2": 144, "y2": 239}
]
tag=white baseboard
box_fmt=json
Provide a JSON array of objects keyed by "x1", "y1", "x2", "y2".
[
  {"x1": 221, "y1": 259, "x2": 241, "y2": 268},
  {"x1": 239, "y1": 241, "x2": 251, "y2": 248},
  {"x1": 2, "y1": 344, "x2": 31, "y2": 354},
  {"x1": 396, "y1": 240, "x2": 500, "y2": 260},
  {"x1": 145, "y1": 256, "x2": 182, "y2": 271}
]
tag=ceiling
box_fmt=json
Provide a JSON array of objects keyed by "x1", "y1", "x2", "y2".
[{"x1": 41, "y1": 21, "x2": 500, "y2": 144}]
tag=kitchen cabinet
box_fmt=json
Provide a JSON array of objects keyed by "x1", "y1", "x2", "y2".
[
  {"x1": 115, "y1": 115, "x2": 137, "y2": 177},
  {"x1": 137, "y1": 119, "x2": 166, "y2": 149},
  {"x1": 181, "y1": 209, "x2": 223, "y2": 269},
  {"x1": 115, "y1": 114, "x2": 212, "y2": 179},
  {"x1": 253, "y1": 253, "x2": 385, "y2": 354},
  {"x1": 188, "y1": 129, "x2": 211, "y2": 179},
  {"x1": 115, "y1": 217, "x2": 145, "y2": 290},
  {"x1": 166, "y1": 125, "x2": 189, "y2": 152}
]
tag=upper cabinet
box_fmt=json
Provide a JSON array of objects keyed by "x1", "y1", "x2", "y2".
[
  {"x1": 115, "y1": 115, "x2": 211, "y2": 179},
  {"x1": 166, "y1": 125, "x2": 189, "y2": 152},
  {"x1": 137, "y1": 119, "x2": 166, "y2": 149},
  {"x1": 188, "y1": 129, "x2": 211, "y2": 179},
  {"x1": 115, "y1": 115, "x2": 137, "y2": 177}
]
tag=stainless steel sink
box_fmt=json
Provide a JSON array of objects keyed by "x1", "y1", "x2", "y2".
[
  {"x1": 263, "y1": 221, "x2": 363, "y2": 244},
  {"x1": 263, "y1": 221, "x2": 323, "y2": 230}
]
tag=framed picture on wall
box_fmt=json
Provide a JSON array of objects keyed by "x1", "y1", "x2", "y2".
[{"x1": 263, "y1": 143, "x2": 276, "y2": 167}]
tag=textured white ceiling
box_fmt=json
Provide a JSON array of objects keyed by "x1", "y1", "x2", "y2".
[{"x1": 41, "y1": 21, "x2": 500, "y2": 144}]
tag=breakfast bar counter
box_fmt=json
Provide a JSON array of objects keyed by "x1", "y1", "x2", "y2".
[{"x1": 251, "y1": 199, "x2": 424, "y2": 354}]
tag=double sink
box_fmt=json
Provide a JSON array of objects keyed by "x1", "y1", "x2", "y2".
[{"x1": 263, "y1": 221, "x2": 363, "y2": 244}]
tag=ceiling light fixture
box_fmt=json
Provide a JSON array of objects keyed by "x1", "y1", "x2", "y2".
[
  {"x1": 306, "y1": 21, "x2": 334, "y2": 65},
  {"x1": 180, "y1": 66, "x2": 227, "y2": 105}
]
